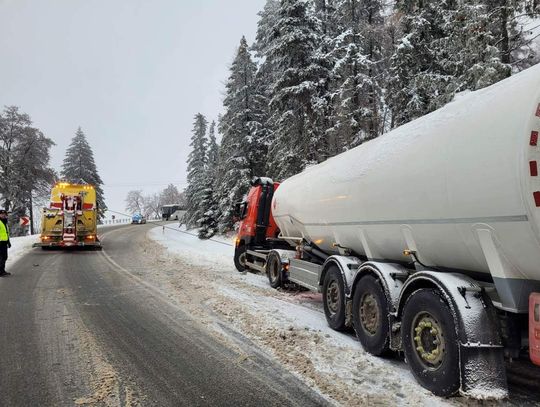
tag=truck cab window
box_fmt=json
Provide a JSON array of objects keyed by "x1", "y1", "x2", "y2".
[{"x1": 234, "y1": 201, "x2": 248, "y2": 220}]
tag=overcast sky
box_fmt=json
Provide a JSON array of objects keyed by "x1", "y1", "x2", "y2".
[{"x1": 0, "y1": 0, "x2": 266, "y2": 218}]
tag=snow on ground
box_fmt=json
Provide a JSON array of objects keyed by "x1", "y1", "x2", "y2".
[
  {"x1": 150, "y1": 224, "x2": 270, "y2": 289},
  {"x1": 149, "y1": 224, "x2": 234, "y2": 266},
  {"x1": 145, "y1": 226, "x2": 492, "y2": 406},
  {"x1": 9, "y1": 234, "x2": 38, "y2": 266}
]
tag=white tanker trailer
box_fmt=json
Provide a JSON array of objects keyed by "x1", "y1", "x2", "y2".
[{"x1": 234, "y1": 64, "x2": 540, "y2": 398}]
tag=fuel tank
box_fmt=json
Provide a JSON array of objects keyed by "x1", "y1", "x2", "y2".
[{"x1": 272, "y1": 64, "x2": 540, "y2": 312}]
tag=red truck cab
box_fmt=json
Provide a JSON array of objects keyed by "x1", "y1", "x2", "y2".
[{"x1": 234, "y1": 177, "x2": 280, "y2": 271}]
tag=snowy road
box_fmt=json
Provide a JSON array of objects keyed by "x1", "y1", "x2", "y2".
[{"x1": 0, "y1": 225, "x2": 328, "y2": 406}]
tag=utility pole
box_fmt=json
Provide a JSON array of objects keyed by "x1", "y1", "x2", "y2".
[{"x1": 29, "y1": 191, "x2": 34, "y2": 235}]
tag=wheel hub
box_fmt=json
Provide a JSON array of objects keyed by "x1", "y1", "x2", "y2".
[
  {"x1": 412, "y1": 313, "x2": 445, "y2": 368},
  {"x1": 326, "y1": 281, "x2": 340, "y2": 315},
  {"x1": 359, "y1": 293, "x2": 380, "y2": 335},
  {"x1": 238, "y1": 252, "x2": 246, "y2": 267}
]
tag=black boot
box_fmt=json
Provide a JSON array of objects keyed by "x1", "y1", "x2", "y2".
[{"x1": 0, "y1": 271, "x2": 11, "y2": 276}]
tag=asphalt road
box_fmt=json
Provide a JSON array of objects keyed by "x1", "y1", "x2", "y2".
[{"x1": 0, "y1": 225, "x2": 329, "y2": 407}]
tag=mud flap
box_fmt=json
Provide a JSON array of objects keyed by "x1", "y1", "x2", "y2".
[
  {"x1": 459, "y1": 345, "x2": 507, "y2": 399},
  {"x1": 398, "y1": 272, "x2": 509, "y2": 399}
]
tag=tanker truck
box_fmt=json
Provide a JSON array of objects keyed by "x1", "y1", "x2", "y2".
[{"x1": 234, "y1": 64, "x2": 540, "y2": 398}]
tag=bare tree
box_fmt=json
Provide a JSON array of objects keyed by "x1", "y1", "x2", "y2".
[
  {"x1": 143, "y1": 193, "x2": 162, "y2": 219},
  {"x1": 160, "y1": 184, "x2": 183, "y2": 205},
  {"x1": 125, "y1": 190, "x2": 145, "y2": 214},
  {"x1": 0, "y1": 106, "x2": 55, "y2": 235}
]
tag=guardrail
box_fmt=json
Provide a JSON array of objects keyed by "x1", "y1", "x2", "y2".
[{"x1": 101, "y1": 218, "x2": 131, "y2": 225}]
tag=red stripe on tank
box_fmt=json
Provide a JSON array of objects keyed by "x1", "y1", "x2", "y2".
[
  {"x1": 531, "y1": 161, "x2": 538, "y2": 177},
  {"x1": 534, "y1": 191, "x2": 540, "y2": 207},
  {"x1": 531, "y1": 131, "x2": 539, "y2": 146}
]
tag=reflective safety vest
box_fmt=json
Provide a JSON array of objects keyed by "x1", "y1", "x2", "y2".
[{"x1": 0, "y1": 221, "x2": 9, "y2": 241}]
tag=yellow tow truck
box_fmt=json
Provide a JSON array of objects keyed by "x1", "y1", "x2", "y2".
[{"x1": 33, "y1": 182, "x2": 101, "y2": 249}]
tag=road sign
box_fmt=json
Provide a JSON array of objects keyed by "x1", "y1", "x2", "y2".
[{"x1": 19, "y1": 216, "x2": 30, "y2": 226}]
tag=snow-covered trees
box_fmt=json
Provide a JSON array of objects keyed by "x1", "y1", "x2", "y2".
[
  {"x1": 213, "y1": 37, "x2": 268, "y2": 233},
  {"x1": 197, "y1": 121, "x2": 220, "y2": 238},
  {"x1": 442, "y1": 1, "x2": 511, "y2": 91},
  {"x1": 184, "y1": 113, "x2": 208, "y2": 229},
  {"x1": 387, "y1": 0, "x2": 455, "y2": 126},
  {"x1": 0, "y1": 106, "x2": 56, "y2": 235},
  {"x1": 387, "y1": 0, "x2": 523, "y2": 126},
  {"x1": 61, "y1": 127, "x2": 106, "y2": 220},
  {"x1": 330, "y1": 0, "x2": 387, "y2": 149},
  {"x1": 183, "y1": 0, "x2": 539, "y2": 237},
  {"x1": 265, "y1": 0, "x2": 330, "y2": 180}
]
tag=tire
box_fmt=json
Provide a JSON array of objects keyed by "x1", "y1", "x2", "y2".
[
  {"x1": 352, "y1": 275, "x2": 390, "y2": 356},
  {"x1": 401, "y1": 288, "x2": 460, "y2": 397},
  {"x1": 234, "y1": 244, "x2": 247, "y2": 272},
  {"x1": 322, "y1": 266, "x2": 347, "y2": 331},
  {"x1": 266, "y1": 251, "x2": 283, "y2": 289}
]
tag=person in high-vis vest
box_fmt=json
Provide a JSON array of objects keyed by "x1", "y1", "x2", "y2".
[{"x1": 0, "y1": 209, "x2": 11, "y2": 276}]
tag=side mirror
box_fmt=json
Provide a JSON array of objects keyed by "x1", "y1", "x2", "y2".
[{"x1": 233, "y1": 201, "x2": 247, "y2": 221}]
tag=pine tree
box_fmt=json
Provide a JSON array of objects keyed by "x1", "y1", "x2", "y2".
[
  {"x1": 198, "y1": 121, "x2": 220, "y2": 238},
  {"x1": 214, "y1": 37, "x2": 266, "y2": 233},
  {"x1": 251, "y1": 0, "x2": 281, "y2": 176},
  {"x1": 313, "y1": 0, "x2": 341, "y2": 156},
  {"x1": 440, "y1": 1, "x2": 511, "y2": 92},
  {"x1": 184, "y1": 113, "x2": 208, "y2": 229},
  {"x1": 387, "y1": 0, "x2": 517, "y2": 127},
  {"x1": 206, "y1": 121, "x2": 219, "y2": 170},
  {"x1": 484, "y1": 0, "x2": 531, "y2": 70},
  {"x1": 61, "y1": 127, "x2": 106, "y2": 220},
  {"x1": 265, "y1": 0, "x2": 330, "y2": 180},
  {"x1": 330, "y1": 0, "x2": 387, "y2": 150},
  {"x1": 252, "y1": 0, "x2": 281, "y2": 60},
  {"x1": 388, "y1": 1, "x2": 458, "y2": 127}
]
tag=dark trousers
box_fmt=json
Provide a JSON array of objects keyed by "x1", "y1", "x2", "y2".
[{"x1": 0, "y1": 244, "x2": 8, "y2": 273}]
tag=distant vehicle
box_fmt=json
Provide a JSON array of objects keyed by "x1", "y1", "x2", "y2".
[
  {"x1": 33, "y1": 182, "x2": 101, "y2": 249},
  {"x1": 169, "y1": 209, "x2": 185, "y2": 221},
  {"x1": 161, "y1": 204, "x2": 182, "y2": 220},
  {"x1": 131, "y1": 214, "x2": 146, "y2": 224}
]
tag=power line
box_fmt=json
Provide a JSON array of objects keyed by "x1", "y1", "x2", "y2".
[
  {"x1": 103, "y1": 181, "x2": 187, "y2": 188},
  {"x1": 104, "y1": 209, "x2": 233, "y2": 247}
]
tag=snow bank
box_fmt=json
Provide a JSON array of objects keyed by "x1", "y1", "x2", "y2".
[
  {"x1": 8, "y1": 234, "x2": 38, "y2": 265},
  {"x1": 148, "y1": 225, "x2": 235, "y2": 268}
]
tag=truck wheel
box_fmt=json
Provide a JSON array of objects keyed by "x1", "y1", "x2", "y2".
[
  {"x1": 322, "y1": 266, "x2": 347, "y2": 331},
  {"x1": 352, "y1": 275, "x2": 390, "y2": 356},
  {"x1": 401, "y1": 288, "x2": 460, "y2": 397},
  {"x1": 266, "y1": 251, "x2": 283, "y2": 289},
  {"x1": 234, "y1": 245, "x2": 247, "y2": 272}
]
